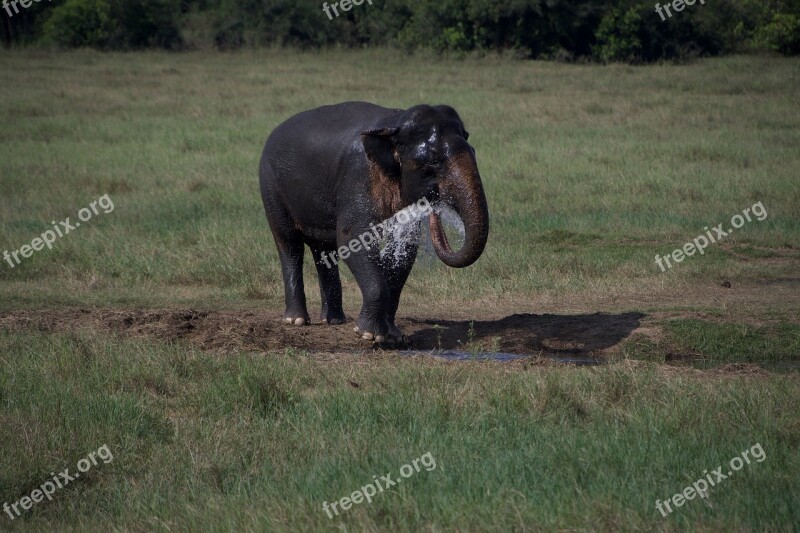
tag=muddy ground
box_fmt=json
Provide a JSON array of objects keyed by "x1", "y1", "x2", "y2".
[
  {"x1": 0, "y1": 307, "x2": 643, "y2": 359},
  {"x1": 2, "y1": 280, "x2": 797, "y2": 362}
]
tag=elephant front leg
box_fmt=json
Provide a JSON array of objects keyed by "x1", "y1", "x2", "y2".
[
  {"x1": 354, "y1": 280, "x2": 392, "y2": 342},
  {"x1": 344, "y1": 251, "x2": 392, "y2": 342},
  {"x1": 381, "y1": 241, "x2": 418, "y2": 343}
]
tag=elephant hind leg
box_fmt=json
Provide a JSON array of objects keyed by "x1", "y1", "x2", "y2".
[
  {"x1": 262, "y1": 185, "x2": 310, "y2": 326},
  {"x1": 275, "y1": 236, "x2": 310, "y2": 326},
  {"x1": 312, "y1": 247, "x2": 346, "y2": 325}
]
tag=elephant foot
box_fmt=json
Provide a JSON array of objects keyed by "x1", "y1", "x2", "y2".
[
  {"x1": 388, "y1": 322, "x2": 404, "y2": 339},
  {"x1": 320, "y1": 308, "x2": 346, "y2": 325},
  {"x1": 283, "y1": 309, "x2": 310, "y2": 326},
  {"x1": 354, "y1": 326, "x2": 385, "y2": 343},
  {"x1": 354, "y1": 318, "x2": 409, "y2": 346},
  {"x1": 353, "y1": 315, "x2": 388, "y2": 343}
]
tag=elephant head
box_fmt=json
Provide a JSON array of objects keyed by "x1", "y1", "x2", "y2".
[{"x1": 362, "y1": 105, "x2": 489, "y2": 268}]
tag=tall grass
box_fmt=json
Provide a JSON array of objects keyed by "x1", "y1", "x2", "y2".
[{"x1": 1, "y1": 331, "x2": 798, "y2": 530}]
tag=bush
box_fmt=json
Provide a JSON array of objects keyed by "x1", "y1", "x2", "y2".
[
  {"x1": 9, "y1": 0, "x2": 798, "y2": 60},
  {"x1": 40, "y1": 0, "x2": 180, "y2": 49},
  {"x1": 593, "y1": 7, "x2": 643, "y2": 63},
  {"x1": 41, "y1": 0, "x2": 112, "y2": 48},
  {"x1": 756, "y1": 13, "x2": 800, "y2": 55}
]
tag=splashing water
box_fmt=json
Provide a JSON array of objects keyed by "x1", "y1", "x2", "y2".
[
  {"x1": 378, "y1": 207, "x2": 425, "y2": 268},
  {"x1": 379, "y1": 203, "x2": 466, "y2": 268}
]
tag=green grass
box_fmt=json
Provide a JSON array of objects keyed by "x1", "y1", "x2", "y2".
[
  {"x1": 1, "y1": 331, "x2": 799, "y2": 531},
  {"x1": 1, "y1": 50, "x2": 799, "y2": 531},
  {"x1": 666, "y1": 319, "x2": 800, "y2": 363},
  {"x1": 622, "y1": 319, "x2": 800, "y2": 367},
  {"x1": 0, "y1": 50, "x2": 799, "y2": 308}
]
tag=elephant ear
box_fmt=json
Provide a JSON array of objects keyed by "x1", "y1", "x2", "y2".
[
  {"x1": 362, "y1": 126, "x2": 401, "y2": 179},
  {"x1": 362, "y1": 125, "x2": 402, "y2": 216}
]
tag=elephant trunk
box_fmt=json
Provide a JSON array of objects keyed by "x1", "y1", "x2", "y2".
[{"x1": 429, "y1": 151, "x2": 489, "y2": 268}]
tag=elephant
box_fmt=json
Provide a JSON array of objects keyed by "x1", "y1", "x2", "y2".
[{"x1": 258, "y1": 102, "x2": 489, "y2": 343}]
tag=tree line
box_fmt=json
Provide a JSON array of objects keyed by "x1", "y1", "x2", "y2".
[{"x1": 2, "y1": 0, "x2": 799, "y2": 61}]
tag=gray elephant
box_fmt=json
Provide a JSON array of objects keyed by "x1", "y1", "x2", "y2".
[{"x1": 259, "y1": 102, "x2": 489, "y2": 342}]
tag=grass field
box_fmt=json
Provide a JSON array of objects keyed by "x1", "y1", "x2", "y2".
[{"x1": 1, "y1": 49, "x2": 799, "y2": 531}]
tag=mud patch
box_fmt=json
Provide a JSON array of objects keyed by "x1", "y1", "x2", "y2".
[{"x1": 0, "y1": 308, "x2": 644, "y2": 359}]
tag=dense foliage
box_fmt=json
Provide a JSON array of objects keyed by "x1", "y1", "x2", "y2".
[{"x1": 2, "y1": 0, "x2": 799, "y2": 60}]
